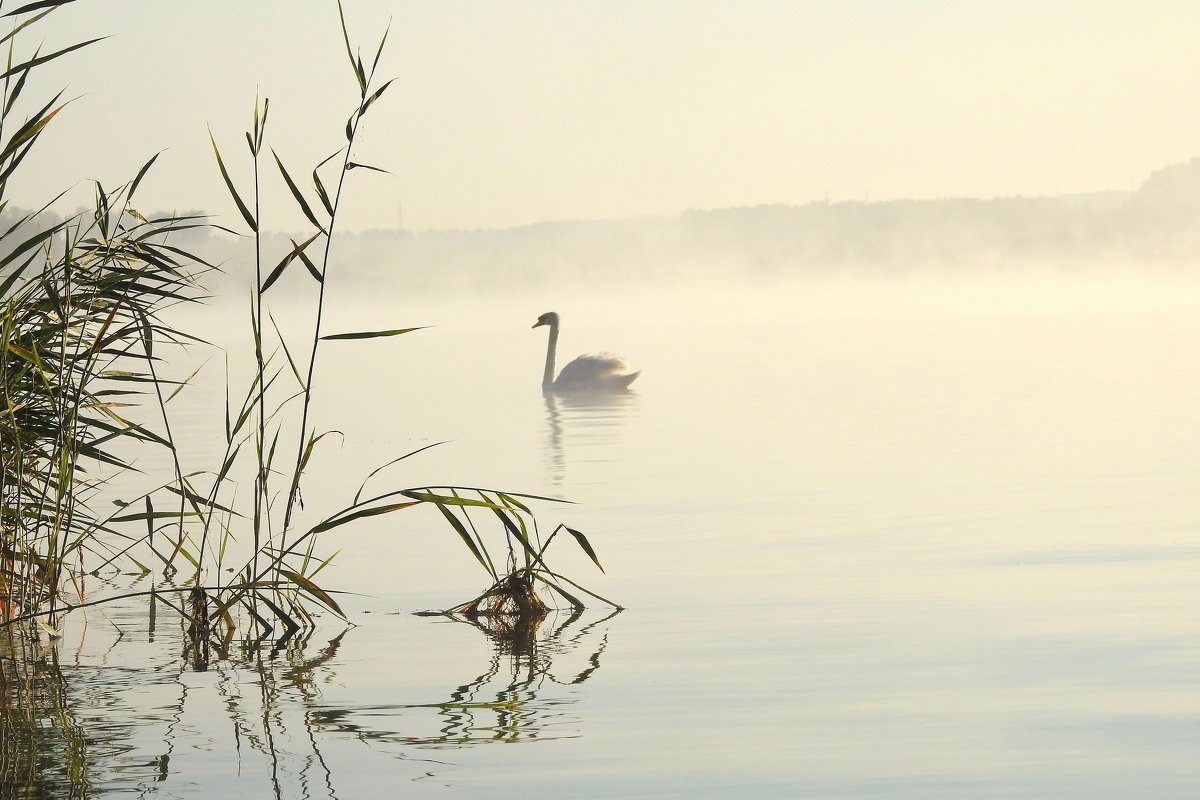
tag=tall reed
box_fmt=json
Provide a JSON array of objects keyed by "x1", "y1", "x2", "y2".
[{"x1": 1, "y1": 1, "x2": 616, "y2": 649}]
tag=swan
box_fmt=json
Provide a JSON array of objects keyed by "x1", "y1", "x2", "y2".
[{"x1": 532, "y1": 311, "x2": 639, "y2": 393}]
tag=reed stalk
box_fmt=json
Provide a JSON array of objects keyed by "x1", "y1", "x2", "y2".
[{"x1": 2, "y1": 1, "x2": 615, "y2": 650}]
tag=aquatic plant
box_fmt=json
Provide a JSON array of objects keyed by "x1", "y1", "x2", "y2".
[
  {"x1": 0, "y1": 1, "x2": 615, "y2": 648},
  {"x1": 0, "y1": 1, "x2": 208, "y2": 633}
]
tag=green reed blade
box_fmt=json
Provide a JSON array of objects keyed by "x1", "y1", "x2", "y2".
[
  {"x1": 361, "y1": 77, "x2": 395, "y2": 116},
  {"x1": 352, "y1": 442, "x2": 445, "y2": 505},
  {"x1": 336, "y1": 0, "x2": 366, "y2": 95},
  {"x1": 127, "y1": 152, "x2": 159, "y2": 200},
  {"x1": 369, "y1": 23, "x2": 390, "y2": 78},
  {"x1": 261, "y1": 231, "x2": 321, "y2": 293},
  {"x1": 564, "y1": 526, "x2": 605, "y2": 573},
  {"x1": 279, "y1": 568, "x2": 345, "y2": 618},
  {"x1": 0, "y1": 221, "x2": 61, "y2": 268},
  {"x1": 539, "y1": 579, "x2": 584, "y2": 611},
  {"x1": 2, "y1": 1, "x2": 81, "y2": 19},
  {"x1": 256, "y1": 593, "x2": 300, "y2": 634},
  {"x1": 3, "y1": 53, "x2": 32, "y2": 115},
  {"x1": 164, "y1": 484, "x2": 238, "y2": 516},
  {"x1": 208, "y1": 130, "x2": 257, "y2": 233},
  {"x1": 401, "y1": 490, "x2": 503, "y2": 509},
  {"x1": 268, "y1": 312, "x2": 307, "y2": 389},
  {"x1": 345, "y1": 161, "x2": 391, "y2": 175},
  {"x1": 0, "y1": 36, "x2": 101, "y2": 79},
  {"x1": 319, "y1": 326, "x2": 422, "y2": 341},
  {"x1": 164, "y1": 358, "x2": 208, "y2": 405},
  {"x1": 496, "y1": 492, "x2": 533, "y2": 514},
  {"x1": 309, "y1": 500, "x2": 420, "y2": 534},
  {"x1": 309, "y1": 151, "x2": 338, "y2": 215},
  {"x1": 273, "y1": 149, "x2": 328, "y2": 233},
  {"x1": 0, "y1": 8, "x2": 57, "y2": 47},
  {"x1": 537, "y1": 568, "x2": 622, "y2": 609},
  {"x1": 432, "y1": 502, "x2": 493, "y2": 576},
  {"x1": 293, "y1": 244, "x2": 323, "y2": 283},
  {"x1": 0, "y1": 91, "x2": 62, "y2": 157},
  {"x1": 109, "y1": 510, "x2": 202, "y2": 523}
]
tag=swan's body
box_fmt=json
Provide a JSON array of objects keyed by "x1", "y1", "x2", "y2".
[{"x1": 533, "y1": 311, "x2": 639, "y2": 393}]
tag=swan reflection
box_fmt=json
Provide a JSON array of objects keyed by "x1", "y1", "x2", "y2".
[{"x1": 543, "y1": 390, "x2": 639, "y2": 488}]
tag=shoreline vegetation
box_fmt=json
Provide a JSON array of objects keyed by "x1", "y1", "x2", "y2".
[{"x1": 1, "y1": 0, "x2": 614, "y2": 663}]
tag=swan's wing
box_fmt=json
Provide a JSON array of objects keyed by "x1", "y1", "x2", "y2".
[{"x1": 556, "y1": 353, "x2": 637, "y2": 388}]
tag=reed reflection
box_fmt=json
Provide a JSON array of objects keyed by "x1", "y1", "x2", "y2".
[
  {"x1": 0, "y1": 625, "x2": 91, "y2": 798},
  {"x1": 1, "y1": 612, "x2": 352, "y2": 800},
  {"x1": 311, "y1": 607, "x2": 620, "y2": 749},
  {"x1": 1, "y1": 602, "x2": 619, "y2": 796},
  {"x1": 213, "y1": 628, "x2": 347, "y2": 800},
  {"x1": 542, "y1": 390, "x2": 639, "y2": 488}
]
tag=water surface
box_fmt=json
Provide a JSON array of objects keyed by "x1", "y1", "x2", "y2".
[{"x1": 5, "y1": 272, "x2": 1198, "y2": 798}]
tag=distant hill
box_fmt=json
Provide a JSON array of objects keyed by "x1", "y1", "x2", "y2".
[{"x1": 5, "y1": 160, "x2": 1200, "y2": 295}]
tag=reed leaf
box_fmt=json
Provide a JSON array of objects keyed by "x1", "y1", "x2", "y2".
[
  {"x1": 432, "y1": 501, "x2": 493, "y2": 576},
  {"x1": 352, "y1": 442, "x2": 444, "y2": 505},
  {"x1": 345, "y1": 161, "x2": 390, "y2": 175},
  {"x1": 267, "y1": 312, "x2": 307, "y2": 389},
  {"x1": 272, "y1": 149, "x2": 328, "y2": 233},
  {"x1": 256, "y1": 592, "x2": 300, "y2": 634},
  {"x1": 540, "y1": 580, "x2": 585, "y2": 611},
  {"x1": 536, "y1": 569, "x2": 622, "y2": 609},
  {"x1": 279, "y1": 569, "x2": 345, "y2": 618},
  {"x1": 401, "y1": 490, "x2": 504, "y2": 509},
  {"x1": 208, "y1": 129, "x2": 257, "y2": 232},
  {"x1": 309, "y1": 500, "x2": 419, "y2": 534},
  {"x1": 110, "y1": 510, "x2": 202, "y2": 524},
  {"x1": 311, "y1": 149, "x2": 341, "y2": 215},
  {"x1": 2, "y1": 0, "x2": 80, "y2": 18},
  {"x1": 564, "y1": 526, "x2": 605, "y2": 573},
  {"x1": 369, "y1": 24, "x2": 390, "y2": 79},
  {"x1": 260, "y1": 231, "x2": 321, "y2": 293},
  {"x1": 127, "y1": 152, "x2": 159, "y2": 200},
  {"x1": 336, "y1": 0, "x2": 366, "y2": 95},
  {"x1": 0, "y1": 36, "x2": 101, "y2": 79},
  {"x1": 0, "y1": 7, "x2": 57, "y2": 46},
  {"x1": 294, "y1": 244, "x2": 323, "y2": 284},
  {"x1": 319, "y1": 326, "x2": 422, "y2": 341},
  {"x1": 361, "y1": 77, "x2": 395, "y2": 116}
]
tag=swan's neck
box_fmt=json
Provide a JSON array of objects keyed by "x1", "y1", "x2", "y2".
[{"x1": 542, "y1": 322, "x2": 559, "y2": 391}]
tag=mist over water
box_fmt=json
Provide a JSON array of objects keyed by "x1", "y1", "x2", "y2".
[
  {"x1": 36, "y1": 255, "x2": 1200, "y2": 797},
  {"x1": 166, "y1": 262, "x2": 1200, "y2": 603}
]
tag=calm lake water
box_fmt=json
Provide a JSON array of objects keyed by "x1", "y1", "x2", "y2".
[{"x1": 4, "y1": 270, "x2": 1199, "y2": 798}]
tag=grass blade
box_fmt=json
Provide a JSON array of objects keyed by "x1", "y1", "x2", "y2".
[
  {"x1": 208, "y1": 129, "x2": 257, "y2": 232},
  {"x1": 3, "y1": 0, "x2": 80, "y2": 17},
  {"x1": 564, "y1": 526, "x2": 605, "y2": 573},
  {"x1": 279, "y1": 568, "x2": 345, "y2": 618},
  {"x1": 320, "y1": 326, "x2": 423, "y2": 341},
  {"x1": 0, "y1": 36, "x2": 103, "y2": 79},
  {"x1": 337, "y1": 0, "x2": 366, "y2": 92},
  {"x1": 272, "y1": 149, "x2": 328, "y2": 234},
  {"x1": 345, "y1": 162, "x2": 391, "y2": 175},
  {"x1": 310, "y1": 501, "x2": 420, "y2": 534}
]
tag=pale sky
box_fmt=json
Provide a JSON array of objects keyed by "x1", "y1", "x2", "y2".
[{"x1": 9, "y1": 1, "x2": 1200, "y2": 232}]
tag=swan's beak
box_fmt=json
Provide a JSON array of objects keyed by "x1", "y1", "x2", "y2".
[{"x1": 531, "y1": 320, "x2": 545, "y2": 328}]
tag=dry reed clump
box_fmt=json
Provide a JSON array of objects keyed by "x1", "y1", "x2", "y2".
[
  {"x1": 453, "y1": 571, "x2": 549, "y2": 654},
  {"x1": 457, "y1": 571, "x2": 550, "y2": 619}
]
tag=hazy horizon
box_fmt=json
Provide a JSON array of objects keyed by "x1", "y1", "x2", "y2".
[{"x1": 8, "y1": 1, "x2": 1200, "y2": 233}]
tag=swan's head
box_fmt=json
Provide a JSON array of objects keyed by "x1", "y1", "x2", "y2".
[{"x1": 532, "y1": 311, "x2": 559, "y2": 329}]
